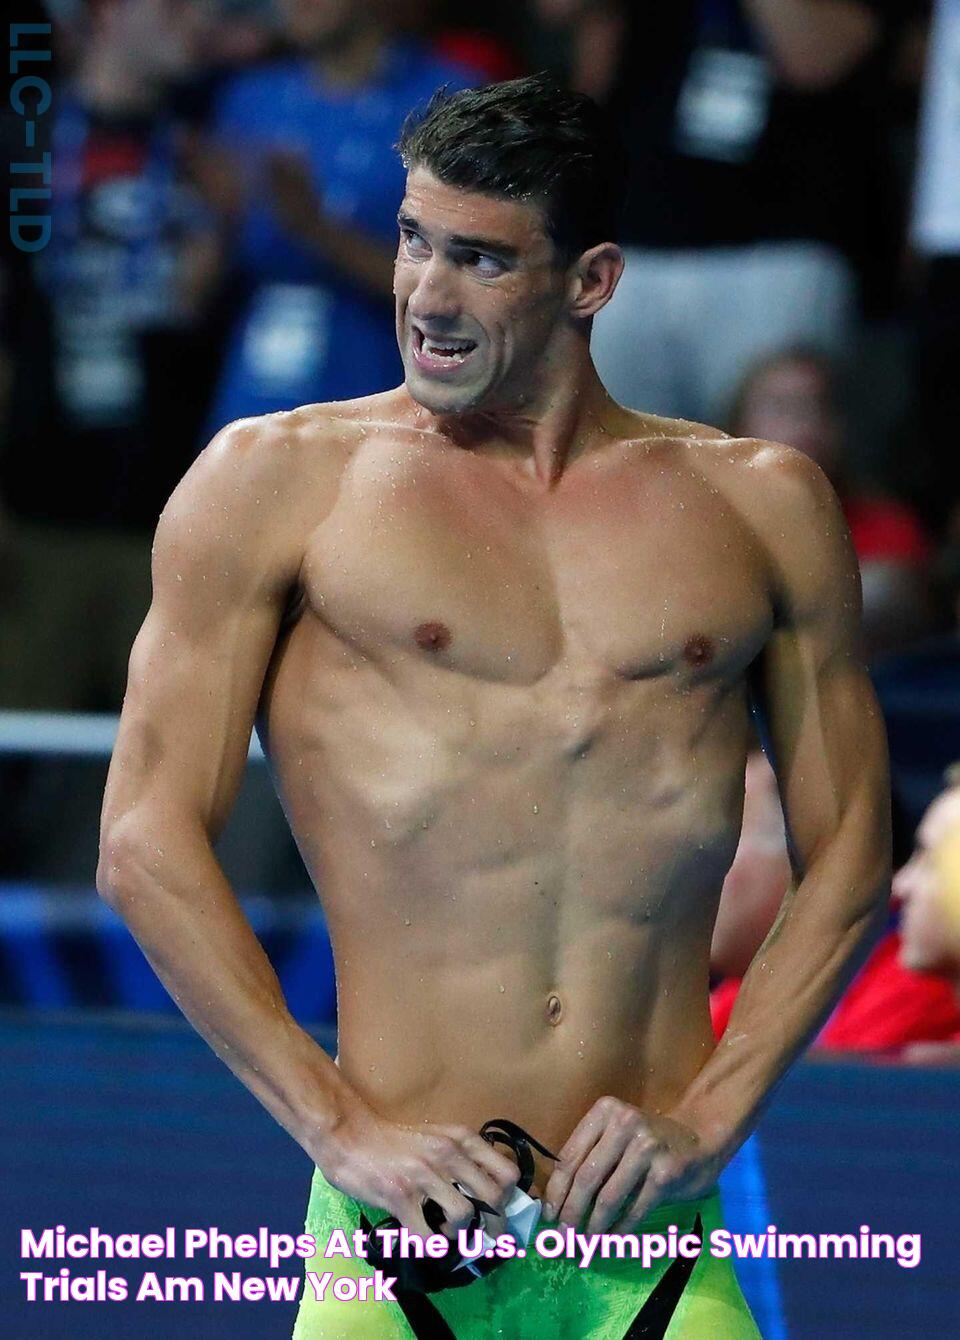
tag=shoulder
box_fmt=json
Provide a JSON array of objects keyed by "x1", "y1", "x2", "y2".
[
  {"x1": 728, "y1": 439, "x2": 862, "y2": 623},
  {"x1": 155, "y1": 402, "x2": 368, "y2": 570},
  {"x1": 691, "y1": 435, "x2": 850, "y2": 535},
  {"x1": 624, "y1": 417, "x2": 826, "y2": 498},
  {"x1": 171, "y1": 404, "x2": 350, "y2": 497},
  {"x1": 622, "y1": 407, "x2": 730, "y2": 447}
]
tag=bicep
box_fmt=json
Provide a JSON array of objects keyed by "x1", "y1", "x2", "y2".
[
  {"x1": 104, "y1": 434, "x2": 295, "y2": 839},
  {"x1": 750, "y1": 450, "x2": 890, "y2": 876}
]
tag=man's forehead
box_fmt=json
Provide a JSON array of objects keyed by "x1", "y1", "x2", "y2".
[{"x1": 401, "y1": 167, "x2": 551, "y2": 248}]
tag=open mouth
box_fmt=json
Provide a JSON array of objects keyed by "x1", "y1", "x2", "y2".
[{"x1": 412, "y1": 325, "x2": 478, "y2": 374}]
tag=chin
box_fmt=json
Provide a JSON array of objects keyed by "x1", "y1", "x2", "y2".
[
  {"x1": 405, "y1": 374, "x2": 484, "y2": 417},
  {"x1": 899, "y1": 945, "x2": 928, "y2": 974},
  {"x1": 900, "y1": 941, "x2": 947, "y2": 976}
]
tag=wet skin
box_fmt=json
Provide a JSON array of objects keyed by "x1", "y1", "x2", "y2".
[
  {"x1": 99, "y1": 171, "x2": 889, "y2": 1224},
  {"x1": 251, "y1": 392, "x2": 789, "y2": 1191}
]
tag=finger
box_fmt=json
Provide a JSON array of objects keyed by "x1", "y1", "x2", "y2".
[
  {"x1": 585, "y1": 1137, "x2": 656, "y2": 1234},
  {"x1": 543, "y1": 1103, "x2": 609, "y2": 1214},
  {"x1": 610, "y1": 1170, "x2": 668, "y2": 1234},
  {"x1": 404, "y1": 1174, "x2": 478, "y2": 1242},
  {"x1": 554, "y1": 1121, "x2": 637, "y2": 1229},
  {"x1": 455, "y1": 1134, "x2": 521, "y2": 1210},
  {"x1": 439, "y1": 1148, "x2": 517, "y2": 1217}
]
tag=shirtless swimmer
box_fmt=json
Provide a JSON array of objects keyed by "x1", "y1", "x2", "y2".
[{"x1": 98, "y1": 74, "x2": 891, "y2": 1338}]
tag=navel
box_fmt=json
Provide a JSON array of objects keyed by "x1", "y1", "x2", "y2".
[
  {"x1": 546, "y1": 993, "x2": 563, "y2": 1025},
  {"x1": 682, "y1": 634, "x2": 714, "y2": 668},
  {"x1": 414, "y1": 620, "x2": 452, "y2": 652}
]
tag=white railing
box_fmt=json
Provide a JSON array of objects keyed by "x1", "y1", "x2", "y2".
[{"x1": 0, "y1": 712, "x2": 265, "y2": 760}]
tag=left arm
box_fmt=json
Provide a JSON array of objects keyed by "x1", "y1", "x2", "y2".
[
  {"x1": 673, "y1": 446, "x2": 891, "y2": 1153},
  {"x1": 545, "y1": 446, "x2": 891, "y2": 1232}
]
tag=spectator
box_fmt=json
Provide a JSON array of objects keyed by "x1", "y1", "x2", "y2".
[
  {"x1": 730, "y1": 346, "x2": 935, "y2": 658},
  {"x1": 28, "y1": 0, "x2": 221, "y2": 526},
  {"x1": 391, "y1": 1, "x2": 523, "y2": 81},
  {"x1": 201, "y1": 0, "x2": 473, "y2": 432},
  {"x1": 711, "y1": 748, "x2": 791, "y2": 980},
  {"x1": 522, "y1": 0, "x2": 624, "y2": 97},
  {"x1": 0, "y1": 0, "x2": 219, "y2": 710},
  {"x1": 893, "y1": 767, "x2": 960, "y2": 1060},
  {"x1": 574, "y1": 0, "x2": 911, "y2": 424},
  {"x1": 711, "y1": 764, "x2": 960, "y2": 1053}
]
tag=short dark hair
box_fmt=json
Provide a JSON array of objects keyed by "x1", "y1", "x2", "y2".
[{"x1": 396, "y1": 74, "x2": 625, "y2": 265}]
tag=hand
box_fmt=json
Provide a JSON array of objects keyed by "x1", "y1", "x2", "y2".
[
  {"x1": 542, "y1": 1096, "x2": 722, "y2": 1234},
  {"x1": 266, "y1": 149, "x2": 327, "y2": 247},
  {"x1": 311, "y1": 1098, "x2": 521, "y2": 1242}
]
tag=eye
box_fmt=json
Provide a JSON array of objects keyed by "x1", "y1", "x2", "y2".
[
  {"x1": 466, "y1": 251, "x2": 505, "y2": 278},
  {"x1": 400, "y1": 228, "x2": 430, "y2": 257}
]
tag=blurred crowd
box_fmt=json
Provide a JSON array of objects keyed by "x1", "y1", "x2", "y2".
[
  {"x1": 1, "y1": 0, "x2": 959, "y2": 705},
  {"x1": 3, "y1": 0, "x2": 960, "y2": 1049}
]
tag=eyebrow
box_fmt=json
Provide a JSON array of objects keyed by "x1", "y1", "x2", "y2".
[{"x1": 397, "y1": 212, "x2": 520, "y2": 262}]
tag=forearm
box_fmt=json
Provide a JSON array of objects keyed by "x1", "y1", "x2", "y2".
[
  {"x1": 741, "y1": 0, "x2": 878, "y2": 87},
  {"x1": 300, "y1": 215, "x2": 395, "y2": 302},
  {"x1": 98, "y1": 818, "x2": 366, "y2": 1166},
  {"x1": 674, "y1": 828, "x2": 889, "y2": 1158}
]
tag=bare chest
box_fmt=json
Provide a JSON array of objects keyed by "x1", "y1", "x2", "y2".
[{"x1": 299, "y1": 442, "x2": 772, "y2": 689}]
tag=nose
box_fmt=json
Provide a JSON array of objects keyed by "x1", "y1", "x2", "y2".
[
  {"x1": 408, "y1": 254, "x2": 462, "y2": 324},
  {"x1": 892, "y1": 860, "x2": 915, "y2": 906}
]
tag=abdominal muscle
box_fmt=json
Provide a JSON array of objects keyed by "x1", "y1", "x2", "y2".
[
  {"x1": 263, "y1": 629, "x2": 750, "y2": 1196},
  {"x1": 291, "y1": 780, "x2": 732, "y2": 1195}
]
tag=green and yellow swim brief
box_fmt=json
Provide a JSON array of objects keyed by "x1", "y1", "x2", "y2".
[{"x1": 293, "y1": 1165, "x2": 761, "y2": 1339}]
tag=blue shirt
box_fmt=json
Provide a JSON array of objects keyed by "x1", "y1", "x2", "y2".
[{"x1": 208, "y1": 41, "x2": 473, "y2": 429}]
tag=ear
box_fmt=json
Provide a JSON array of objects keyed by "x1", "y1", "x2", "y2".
[{"x1": 566, "y1": 243, "x2": 624, "y2": 319}]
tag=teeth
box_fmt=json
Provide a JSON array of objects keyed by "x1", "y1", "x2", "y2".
[{"x1": 423, "y1": 337, "x2": 474, "y2": 356}]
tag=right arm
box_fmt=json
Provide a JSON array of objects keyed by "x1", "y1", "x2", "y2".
[{"x1": 98, "y1": 417, "x2": 517, "y2": 1234}]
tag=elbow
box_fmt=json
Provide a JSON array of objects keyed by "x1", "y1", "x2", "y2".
[
  {"x1": 96, "y1": 821, "x2": 151, "y2": 909},
  {"x1": 849, "y1": 856, "x2": 892, "y2": 933}
]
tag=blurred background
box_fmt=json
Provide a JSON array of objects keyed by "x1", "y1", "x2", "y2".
[{"x1": 2, "y1": 1, "x2": 960, "y2": 1336}]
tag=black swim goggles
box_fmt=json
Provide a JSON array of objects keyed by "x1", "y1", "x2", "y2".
[{"x1": 360, "y1": 1118, "x2": 558, "y2": 1295}]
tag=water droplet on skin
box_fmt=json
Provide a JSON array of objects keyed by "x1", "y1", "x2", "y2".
[{"x1": 403, "y1": 918, "x2": 411, "y2": 926}]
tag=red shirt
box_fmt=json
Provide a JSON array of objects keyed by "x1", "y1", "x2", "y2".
[
  {"x1": 432, "y1": 32, "x2": 523, "y2": 83},
  {"x1": 711, "y1": 932, "x2": 960, "y2": 1051},
  {"x1": 842, "y1": 494, "x2": 931, "y2": 566}
]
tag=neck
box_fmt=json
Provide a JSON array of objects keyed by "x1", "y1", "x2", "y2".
[
  {"x1": 310, "y1": 19, "x2": 385, "y2": 90},
  {"x1": 425, "y1": 344, "x2": 619, "y2": 489}
]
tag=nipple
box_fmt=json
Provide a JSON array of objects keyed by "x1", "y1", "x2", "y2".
[
  {"x1": 682, "y1": 634, "x2": 714, "y2": 668},
  {"x1": 414, "y1": 621, "x2": 452, "y2": 652}
]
